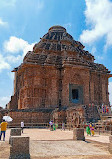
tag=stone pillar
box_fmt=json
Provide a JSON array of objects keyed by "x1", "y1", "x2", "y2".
[
  {"x1": 9, "y1": 128, "x2": 21, "y2": 144},
  {"x1": 108, "y1": 136, "x2": 112, "y2": 153},
  {"x1": 73, "y1": 128, "x2": 85, "y2": 141},
  {"x1": 9, "y1": 136, "x2": 30, "y2": 159}
]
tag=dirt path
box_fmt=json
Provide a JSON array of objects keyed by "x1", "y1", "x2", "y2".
[
  {"x1": 0, "y1": 141, "x2": 10, "y2": 159},
  {"x1": 31, "y1": 155, "x2": 112, "y2": 159},
  {"x1": 30, "y1": 140, "x2": 109, "y2": 158},
  {"x1": 0, "y1": 128, "x2": 112, "y2": 159}
]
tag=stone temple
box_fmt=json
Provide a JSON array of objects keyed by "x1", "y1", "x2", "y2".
[{"x1": 7, "y1": 26, "x2": 112, "y2": 125}]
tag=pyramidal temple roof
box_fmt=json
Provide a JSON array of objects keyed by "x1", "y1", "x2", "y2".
[
  {"x1": 33, "y1": 25, "x2": 90, "y2": 56},
  {"x1": 12, "y1": 26, "x2": 111, "y2": 75}
]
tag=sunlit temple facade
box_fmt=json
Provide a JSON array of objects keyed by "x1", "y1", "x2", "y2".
[{"x1": 7, "y1": 26, "x2": 112, "y2": 124}]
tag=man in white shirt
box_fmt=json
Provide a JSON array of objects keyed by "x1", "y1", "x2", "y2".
[{"x1": 21, "y1": 121, "x2": 24, "y2": 133}]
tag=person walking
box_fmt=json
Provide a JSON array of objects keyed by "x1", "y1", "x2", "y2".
[
  {"x1": 102, "y1": 105, "x2": 104, "y2": 114},
  {"x1": 0, "y1": 119, "x2": 8, "y2": 141},
  {"x1": 106, "y1": 106, "x2": 109, "y2": 114},
  {"x1": 53, "y1": 123, "x2": 56, "y2": 131},
  {"x1": 21, "y1": 121, "x2": 24, "y2": 133},
  {"x1": 89, "y1": 123, "x2": 95, "y2": 136},
  {"x1": 49, "y1": 120, "x2": 53, "y2": 131},
  {"x1": 62, "y1": 122, "x2": 65, "y2": 130},
  {"x1": 86, "y1": 123, "x2": 91, "y2": 136}
]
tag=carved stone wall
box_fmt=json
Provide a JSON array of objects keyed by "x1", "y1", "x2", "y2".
[
  {"x1": 66, "y1": 106, "x2": 85, "y2": 128},
  {"x1": 9, "y1": 110, "x2": 50, "y2": 124},
  {"x1": 17, "y1": 66, "x2": 59, "y2": 109}
]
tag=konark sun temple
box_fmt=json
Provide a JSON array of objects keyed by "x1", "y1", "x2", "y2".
[{"x1": 7, "y1": 26, "x2": 112, "y2": 126}]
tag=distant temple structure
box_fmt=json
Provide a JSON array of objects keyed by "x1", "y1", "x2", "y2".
[{"x1": 7, "y1": 26, "x2": 112, "y2": 125}]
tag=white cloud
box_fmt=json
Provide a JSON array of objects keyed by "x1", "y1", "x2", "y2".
[
  {"x1": 0, "y1": 54, "x2": 10, "y2": 72},
  {"x1": 80, "y1": 0, "x2": 112, "y2": 48},
  {"x1": 109, "y1": 81, "x2": 112, "y2": 105},
  {"x1": 4, "y1": 36, "x2": 30, "y2": 53},
  {"x1": 22, "y1": 43, "x2": 34, "y2": 57},
  {"x1": 0, "y1": 18, "x2": 8, "y2": 26},
  {"x1": 0, "y1": 96, "x2": 10, "y2": 108},
  {"x1": 4, "y1": 36, "x2": 35, "y2": 63},
  {"x1": 5, "y1": 55, "x2": 22, "y2": 64}
]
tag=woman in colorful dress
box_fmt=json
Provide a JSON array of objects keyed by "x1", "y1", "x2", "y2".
[
  {"x1": 89, "y1": 123, "x2": 95, "y2": 136},
  {"x1": 86, "y1": 123, "x2": 91, "y2": 136}
]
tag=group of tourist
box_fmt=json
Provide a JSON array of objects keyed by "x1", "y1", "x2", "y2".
[
  {"x1": 88, "y1": 103, "x2": 111, "y2": 114},
  {"x1": 49, "y1": 120, "x2": 65, "y2": 131},
  {"x1": 102, "y1": 105, "x2": 110, "y2": 114},
  {"x1": 86, "y1": 123, "x2": 95, "y2": 136},
  {"x1": 88, "y1": 103, "x2": 111, "y2": 113},
  {"x1": 49, "y1": 120, "x2": 59, "y2": 131}
]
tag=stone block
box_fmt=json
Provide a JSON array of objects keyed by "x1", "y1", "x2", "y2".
[
  {"x1": 10, "y1": 128, "x2": 21, "y2": 136},
  {"x1": 109, "y1": 136, "x2": 112, "y2": 154},
  {"x1": 73, "y1": 128, "x2": 85, "y2": 141},
  {"x1": 108, "y1": 143, "x2": 112, "y2": 154},
  {"x1": 9, "y1": 128, "x2": 21, "y2": 144},
  {"x1": 9, "y1": 136, "x2": 30, "y2": 159},
  {"x1": 109, "y1": 136, "x2": 112, "y2": 143}
]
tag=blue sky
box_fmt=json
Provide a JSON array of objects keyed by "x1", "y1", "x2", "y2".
[{"x1": 0, "y1": 0, "x2": 112, "y2": 107}]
